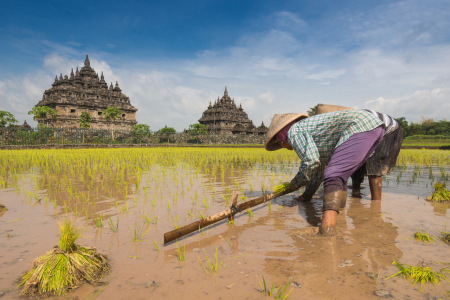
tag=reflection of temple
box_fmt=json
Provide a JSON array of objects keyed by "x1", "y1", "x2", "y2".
[{"x1": 198, "y1": 87, "x2": 268, "y2": 135}]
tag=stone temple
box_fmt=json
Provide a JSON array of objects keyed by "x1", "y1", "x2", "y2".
[
  {"x1": 198, "y1": 87, "x2": 268, "y2": 135},
  {"x1": 34, "y1": 55, "x2": 137, "y2": 130}
]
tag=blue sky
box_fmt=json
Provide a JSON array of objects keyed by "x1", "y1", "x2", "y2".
[{"x1": 1, "y1": 0, "x2": 450, "y2": 130}]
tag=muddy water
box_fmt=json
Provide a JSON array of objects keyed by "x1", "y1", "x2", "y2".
[{"x1": 1, "y1": 159, "x2": 450, "y2": 299}]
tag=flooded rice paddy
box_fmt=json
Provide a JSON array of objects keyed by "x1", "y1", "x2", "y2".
[{"x1": 1, "y1": 148, "x2": 450, "y2": 300}]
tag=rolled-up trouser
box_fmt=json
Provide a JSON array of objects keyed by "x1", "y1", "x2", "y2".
[{"x1": 323, "y1": 125, "x2": 385, "y2": 211}]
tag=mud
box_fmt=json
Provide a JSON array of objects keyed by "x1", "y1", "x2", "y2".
[{"x1": 0, "y1": 160, "x2": 450, "y2": 299}]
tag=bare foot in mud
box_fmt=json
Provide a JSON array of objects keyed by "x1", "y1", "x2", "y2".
[
  {"x1": 295, "y1": 195, "x2": 311, "y2": 202},
  {"x1": 351, "y1": 189, "x2": 362, "y2": 198},
  {"x1": 318, "y1": 225, "x2": 336, "y2": 236}
]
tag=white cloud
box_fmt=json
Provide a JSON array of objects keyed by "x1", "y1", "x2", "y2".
[
  {"x1": 305, "y1": 69, "x2": 346, "y2": 80},
  {"x1": 2, "y1": 3, "x2": 450, "y2": 129},
  {"x1": 365, "y1": 88, "x2": 450, "y2": 121}
]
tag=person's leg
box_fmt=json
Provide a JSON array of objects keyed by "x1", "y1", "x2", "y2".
[
  {"x1": 320, "y1": 126, "x2": 385, "y2": 234},
  {"x1": 351, "y1": 164, "x2": 365, "y2": 197},
  {"x1": 369, "y1": 175, "x2": 382, "y2": 200}
]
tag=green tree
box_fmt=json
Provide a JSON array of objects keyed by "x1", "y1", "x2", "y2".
[
  {"x1": 132, "y1": 124, "x2": 151, "y2": 137},
  {"x1": 28, "y1": 106, "x2": 57, "y2": 124},
  {"x1": 80, "y1": 112, "x2": 92, "y2": 129},
  {"x1": 187, "y1": 123, "x2": 207, "y2": 135},
  {"x1": 307, "y1": 105, "x2": 318, "y2": 117},
  {"x1": 102, "y1": 107, "x2": 123, "y2": 142},
  {"x1": 0, "y1": 111, "x2": 18, "y2": 127},
  {"x1": 102, "y1": 107, "x2": 123, "y2": 122},
  {"x1": 158, "y1": 126, "x2": 176, "y2": 134}
]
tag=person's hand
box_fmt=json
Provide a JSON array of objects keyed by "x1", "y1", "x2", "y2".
[
  {"x1": 289, "y1": 183, "x2": 297, "y2": 191},
  {"x1": 296, "y1": 195, "x2": 306, "y2": 202}
]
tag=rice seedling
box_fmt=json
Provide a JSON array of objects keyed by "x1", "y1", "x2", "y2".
[
  {"x1": 19, "y1": 219, "x2": 108, "y2": 296},
  {"x1": 108, "y1": 216, "x2": 119, "y2": 232},
  {"x1": 247, "y1": 207, "x2": 253, "y2": 217},
  {"x1": 93, "y1": 214, "x2": 103, "y2": 228},
  {"x1": 414, "y1": 231, "x2": 435, "y2": 244},
  {"x1": 176, "y1": 241, "x2": 185, "y2": 261},
  {"x1": 427, "y1": 182, "x2": 450, "y2": 202},
  {"x1": 197, "y1": 248, "x2": 221, "y2": 275},
  {"x1": 274, "y1": 182, "x2": 291, "y2": 194},
  {"x1": 0, "y1": 204, "x2": 7, "y2": 211},
  {"x1": 171, "y1": 215, "x2": 180, "y2": 229},
  {"x1": 386, "y1": 261, "x2": 447, "y2": 292},
  {"x1": 152, "y1": 239, "x2": 159, "y2": 251},
  {"x1": 259, "y1": 274, "x2": 293, "y2": 299},
  {"x1": 127, "y1": 221, "x2": 149, "y2": 241}
]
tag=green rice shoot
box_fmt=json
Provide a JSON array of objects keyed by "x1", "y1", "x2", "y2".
[
  {"x1": 428, "y1": 182, "x2": 450, "y2": 202},
  {"x1": 19, "y1": 219, "x2": 108, "y2": 296},
  {"x1": 386, "y1": 261, "x2": 446, "y2": 292},
  {"x1": 0, "y1": 204, "x2": 7, "y2": 211},
  {"x1": 414, "y1": 231, "x2": 435, "y2": 244},
  {"x1": 274, "y1": 182, "x2": 291, "y2": 195}
]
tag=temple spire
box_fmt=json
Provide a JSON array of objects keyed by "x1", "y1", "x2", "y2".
[
  {"x1": 70, "y1": 68, "x2": 74, "y2": 79},
  {"x1": 54, "y1": 75, "x2": 58, "y2": 82},
  {"x1": 84, "y1": 54, "x2": 90, "y2": 67},
  {"x1": 224, "y1": 86, "x2": 228, "y2": 96},
  {"x1": 59, "y1": 73, "x2": 63, "y2": 81},
  {"x1": 101, "y1": 71, "x2": 104, "y2": 80}
]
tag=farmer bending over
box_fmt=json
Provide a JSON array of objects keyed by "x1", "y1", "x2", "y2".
[
  {"x1": 301, "y1": 105, "x2": 404, "y2": 201},
  {"x1": 265, "y1": 110, "x2": 388, "y2": 235}
]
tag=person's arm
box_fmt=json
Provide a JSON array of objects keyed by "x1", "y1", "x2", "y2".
[
  {"x1": 300, "y1": 168, "x2": 324, "y2": 201},
  {"x1": 289, "y1": 130, "x2": 321, "y2": 190}
]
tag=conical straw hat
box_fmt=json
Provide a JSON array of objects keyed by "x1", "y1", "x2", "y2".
[
  {"x1": 264, "y1": 113, "x2": 309, "y2": 151},
  {"x1": 315, "y1": 104, "x2": 353, "y2": 115}
]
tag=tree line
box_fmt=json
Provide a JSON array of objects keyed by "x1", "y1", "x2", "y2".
[{"x1": 0, "y1": 107, "x2": 208, "y2": 135}]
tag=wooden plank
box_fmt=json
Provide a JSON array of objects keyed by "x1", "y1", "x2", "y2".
[{"x1": 163, "y1": 187, "x2": 294, "y2": 244}]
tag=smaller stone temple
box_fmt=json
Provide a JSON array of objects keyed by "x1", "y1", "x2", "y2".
[
  {"x1": 34, "y1": 55, "x2": 137, "y2": 130},
  {"x1": 198, "y1": 87, "x2": 268, "y2": 135}
]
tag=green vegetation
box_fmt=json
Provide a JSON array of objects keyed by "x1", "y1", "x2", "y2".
[
  {"x1": 396, "y1": 117, "x2": 450, "y2": 137},
  {"x1": 80, "y1": 112, "x2": 92, "y2": 129},
  {"x1": 108, "y1": 216, "x2": 119, "y2": 232},
  {"x1": 259, "y1": 274, "x2": 293, "y2": 299},
  {"x1": 158, "y1": 126, "x2": 177, "y2": 134},
  {"x1": 28, "y1": 106, "x2": 57, "y2": 122},
  {"x1": 188, "y1": 123, "x2": 207, "y2": 134},
  {"x1": 127, "y1": 220, "x2": 149, "y2": 241},
  {"x1": 197, "y1": 248, "x2": 223, "y2": 275},
  {"x1": 0, "y1": 111, "x2": 18, "y2": 127},
  {"x1": 0, "y1": 204, "x2": 7, "y2": 211},
  {"x1": 19, "y1": 219, "x2": 108, "y2": 296},
  {"x1": 414, "y1": 231, "x2": 435, "y2": 243},
  {"x1": 427, "y1": 182, "x2": 450, "y2": 202},
  {"x1": 102, "y1": 107, "x2": 123, "y2": 122},
  {"x1": 307, "y1": 105, "x2": 318, "y2": 117},
  {"x1": 132, "y1": 124, "x2": 151, "y2": 137},
  {"x1": 386, "y1": 261, "x2": 447, "y2": 292},
  {"x1": 274, "y1": 182, "x2": 291, "y2": 194}
]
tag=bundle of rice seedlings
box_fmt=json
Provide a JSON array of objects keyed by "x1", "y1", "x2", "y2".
[
  {"x1": 19, "y1": 219, "x2": 108, "y2": 296},
  {"x1": 427, "y1": 182, "x2": 450, "y2": 202},
  {"x1": 0, "y1": 204, "x2": 7, "y2": 211},
  {"x1": 386, "y1": 261, "x2": 446, "y2": 292},
  {"x1": 414, "y1": 231, "x2": 435, "y2": 244},
  {"x1": 274, "y1": 182, "x2": 291, "y2": 195}
]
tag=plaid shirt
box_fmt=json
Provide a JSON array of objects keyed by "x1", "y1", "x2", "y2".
[{"x1": 287, "y1": 110, "x2": 384, "y2": 197}]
